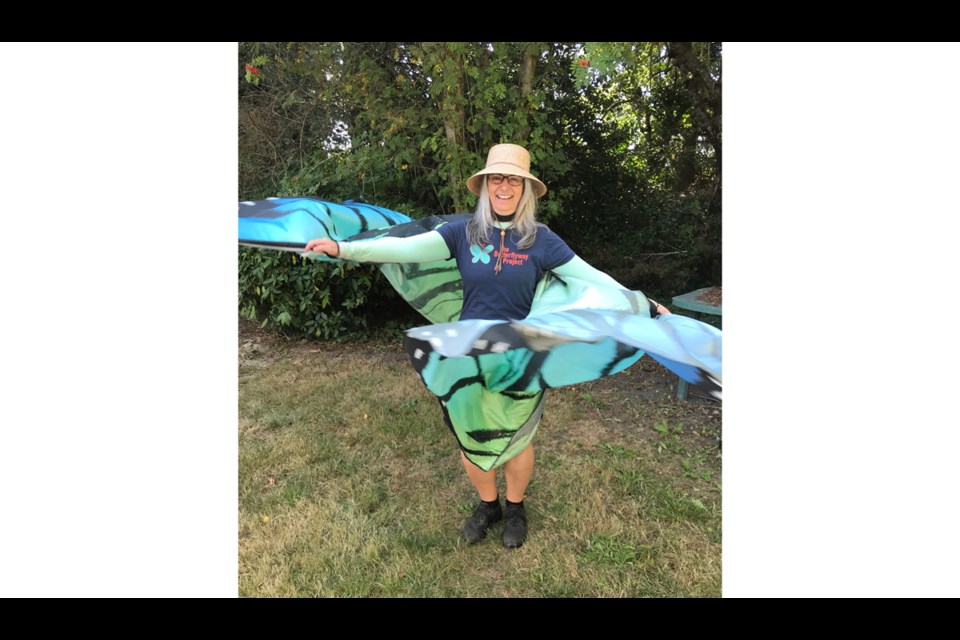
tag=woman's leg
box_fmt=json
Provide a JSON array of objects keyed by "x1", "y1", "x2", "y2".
[
  {"x1": 460, "y1": 451, "x2": 498, "y2": 501},
  {"x1": 503, "y1": 443, "x2": 534, "y2": 502}
]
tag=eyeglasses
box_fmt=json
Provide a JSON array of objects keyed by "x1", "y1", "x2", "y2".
[{"x1": 487, "y1": 174, "x2": 523, "y2": 187}]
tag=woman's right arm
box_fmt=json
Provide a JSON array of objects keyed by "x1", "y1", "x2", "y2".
[{"x1": 304, "y1": 230, "x2": 451, "y2": 263}]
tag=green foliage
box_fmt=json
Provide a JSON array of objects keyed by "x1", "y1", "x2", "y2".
[
  {"x1": 238, "y1": 248, "x2": 416, "y2": 341},
  {"x1": 243, "y1": 54, "x2": 268, "y2": 85}
]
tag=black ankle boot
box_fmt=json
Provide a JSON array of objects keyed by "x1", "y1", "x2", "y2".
[
  {"x1": 462, "y1": 500, "x2": 503, "y2": 543},
  {"x1": 502, "y1": 501, "x2": 527, "y2": 549}
]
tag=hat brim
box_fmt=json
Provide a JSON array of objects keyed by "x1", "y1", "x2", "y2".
[{"x1": 467, "y1": 163, "x2": 547, "y2": 198}]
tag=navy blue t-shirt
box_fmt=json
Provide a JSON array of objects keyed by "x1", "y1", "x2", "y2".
[{"x1": 437, "y1": 219, "x2": 575, "y2": 321}]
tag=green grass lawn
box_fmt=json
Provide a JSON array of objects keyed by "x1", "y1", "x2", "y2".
[{"x1": 239, "y1": 321, "x2": 721, "y2": 597}]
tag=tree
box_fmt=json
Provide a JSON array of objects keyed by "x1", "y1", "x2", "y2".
[{"x1": 239, "y1": 42, "x2": 722, "y2": 337}]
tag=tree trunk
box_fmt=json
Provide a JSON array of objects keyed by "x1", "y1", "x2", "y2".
[
  {"x1": 423, "y1": 42, "x2": 469, "y2": 212},
  {"x1": 444, "y1": 52, "x2": 467, "y2": 211},
  {"x1": 517, "y1": 44, "x2": 538, "y2": 141}
]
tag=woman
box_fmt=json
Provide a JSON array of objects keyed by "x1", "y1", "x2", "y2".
[{"x1": 306, "y1": 143, "x2": 669, "y2": 549}]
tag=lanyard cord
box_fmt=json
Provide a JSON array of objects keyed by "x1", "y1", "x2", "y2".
[{"x1": 494, "y1": 227, "x2": 506, "y2": 275}]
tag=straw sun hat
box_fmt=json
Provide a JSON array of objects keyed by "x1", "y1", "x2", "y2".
[{"x1": 466, "y1": 143, "x2": 547, "y2": 198}]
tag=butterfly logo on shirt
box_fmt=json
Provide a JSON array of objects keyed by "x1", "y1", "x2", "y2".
[{"x1": 470, "y1": 244, "x2": 494, "y2": 264}]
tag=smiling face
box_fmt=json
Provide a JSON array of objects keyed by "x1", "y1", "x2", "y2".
[{"x1": 487, "y1": 174, "x2": 524, "y2": 216}]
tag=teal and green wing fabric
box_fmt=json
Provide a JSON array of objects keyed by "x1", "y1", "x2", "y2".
[
  {"x1": 238, "y1": 197, "x2": 411, "y2": 253},
  {"x1": 239, "y1": 198, "x2": 722, "y2": 472},
  {"x1": 239, "y1": 197, "x2": 466, "y2": 324},
  {"x1": 346, "y1": 214, "x2": 471, "y2": 324},
  {"x1": 403, "y1": 273, "x2": 721, "y2": 470}
]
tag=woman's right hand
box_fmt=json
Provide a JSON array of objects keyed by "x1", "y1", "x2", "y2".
[{"x1": 305, "y1": 238, "x2": 340, "y2": 257}]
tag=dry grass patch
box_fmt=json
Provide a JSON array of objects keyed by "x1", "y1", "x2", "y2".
[{"x1": 239, "y1": 318, "x2": 721, "y2": 597}]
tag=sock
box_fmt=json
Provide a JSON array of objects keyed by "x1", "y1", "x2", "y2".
[
  {"x1": 506, "y1": 498, "x2": 524, "y2": 507},
  {"x1": 482, "y1": 496, "x2": 500, "y2": 507}
]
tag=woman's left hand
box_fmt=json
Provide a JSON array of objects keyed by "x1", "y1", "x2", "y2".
[{"x1": 305, "y1": 238, "x2": 340, "y2": 257}]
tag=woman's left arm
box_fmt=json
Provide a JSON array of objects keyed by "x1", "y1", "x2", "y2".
[
  {"x1": 552, "y1": 256, "x2": 670, "y2": 316},
  {"x1": 552, "y1": 255, "x2": 625, "y2": 289}
]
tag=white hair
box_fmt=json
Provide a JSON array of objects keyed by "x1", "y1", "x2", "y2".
[{"x1": 467, "y1": 178, "x2": 541, "y2": 250}]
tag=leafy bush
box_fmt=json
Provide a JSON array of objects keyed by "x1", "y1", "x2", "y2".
[
  {"x1": 238, "y1": 248, "x2": 417, "y2": 341},
  {"x1": 554, "y1": 193, "x2": 717, "y2": 303}
]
